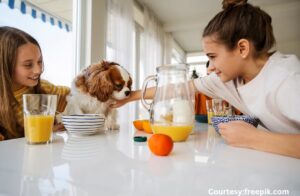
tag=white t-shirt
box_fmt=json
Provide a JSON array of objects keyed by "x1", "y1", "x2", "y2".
[{"x1": 193, "y1": 52, "x2": 300, "y2": 134}]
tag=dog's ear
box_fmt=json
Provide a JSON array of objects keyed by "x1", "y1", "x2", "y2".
[
  {"x1": 101, "y1": 60, "x2": 119, "y2": 69},
  {"x1": 100, "y1": 60, "x2": 112, "y2": 70},
  {"x1": 87, "y1": 69, "x2": 114, "y2": 102},
  {"x1": 128, "y1": 76, "x2": 132, "y2": 90},
  {"x1": 75, "y1": 74, "x2": 88, "y2": 93}
]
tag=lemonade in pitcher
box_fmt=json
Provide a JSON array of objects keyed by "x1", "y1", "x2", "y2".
[
  {"x1": 142, "y1": 64, "x2": 195, "y2": 142},
  {"x1": 151, "y1": 125, "x2": 193, "y2": 142}
]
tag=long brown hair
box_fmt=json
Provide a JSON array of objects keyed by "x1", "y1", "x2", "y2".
[
  {"x1": 0, "y1": 26, "x2": 44, "y2": 139},
  {"x1": 203, "y1": 0, "x2": 275, "y2": 57}
]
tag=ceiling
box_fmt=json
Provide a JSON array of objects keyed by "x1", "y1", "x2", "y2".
[
  {"x1": 137, "y1": 0, "x2": 300, "y2": 53},
  {"x1": 26, "y1": 0, "x2": 300, "y2": 54}
]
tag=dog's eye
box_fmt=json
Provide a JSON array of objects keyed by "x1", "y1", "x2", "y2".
[{"x1": 115, "y1": 84, "x2": 123, "y2": 89}]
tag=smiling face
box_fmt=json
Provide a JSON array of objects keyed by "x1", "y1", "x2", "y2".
[
  {"x1": 12, "y1": 43, "x2": 43, "y2": 90},
  {"x1": 202, "y1": 36, "x2": 245, "y2": 82}
]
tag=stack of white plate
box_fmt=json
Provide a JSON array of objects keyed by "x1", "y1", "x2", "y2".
[{"x1": 62, "y1": 114, "x2": 105, "y2": 135}]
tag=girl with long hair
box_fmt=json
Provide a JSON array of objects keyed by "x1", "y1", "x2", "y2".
[{"x1": 0, "y1": 26, "x2": 70, "y2": 140}]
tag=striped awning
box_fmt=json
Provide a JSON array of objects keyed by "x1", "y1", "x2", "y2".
[{"x1": 0, "y1": 0, "x2": 72, "y2": 32}]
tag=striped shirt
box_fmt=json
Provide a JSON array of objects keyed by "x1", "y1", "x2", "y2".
[{"x1": 13, "y1": 80, "x2": 70, "y2": 127}]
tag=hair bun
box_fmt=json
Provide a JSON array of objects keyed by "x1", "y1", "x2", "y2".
[{"x1": 222, "y1": 0, "x2": 248, "y2": 9}]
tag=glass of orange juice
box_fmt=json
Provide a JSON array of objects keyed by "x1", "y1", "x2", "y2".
[
  {"x1": 23, "y1": 94, "x2": 57, "y2": 144},
  {"x1": 206, "y1": 99, "x2": 214, "y2": 125}
]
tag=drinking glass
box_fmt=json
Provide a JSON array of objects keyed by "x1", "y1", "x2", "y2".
[
  {"x1": 206, "y1": 99, "x2": 214, "y2": 125},
  {"x1": 212, "y1": 99, "x2": 232, "y2": 117},
  {"x1": 23, "y1": 94, "x2": 57, "y2": 144}
]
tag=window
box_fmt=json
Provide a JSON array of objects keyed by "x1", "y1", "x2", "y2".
[
  {"x1": 186, "y1": 53, "x2": 209, "y2": 79},
  {"x1": 171, "y1": 44, "x2": 185, "y2": 64},
  {"x1": 171, "y1": 49, "x2": 182, "y2": 64},
  {"x1": 0, "y1": 1, "x2": 74, "y2": 86}
]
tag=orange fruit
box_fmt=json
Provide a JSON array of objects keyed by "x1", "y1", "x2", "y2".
[
  {"x1": 133, "y1": 120, "x2": 144, "y2": 131},
  {"x1": 143, "y1": 120, "x2": 153, "y2": 133},
  {"x1": 148, "y1": 134, "x2": 174, "y2": 156}
]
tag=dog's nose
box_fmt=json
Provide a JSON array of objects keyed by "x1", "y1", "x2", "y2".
[{"x1": 125, "y1": 91, "x2": 130, "y2": 96}]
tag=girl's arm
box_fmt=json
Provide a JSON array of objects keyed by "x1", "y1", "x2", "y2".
[
  {"x1": 111, "y1": 86, "x2": 156, "y2": 108},
  {"x1": 112, "y1": 80, "x2": 198, "y2": 108},
  {"x1": 251, "y1": 130, "x2": 300, "y2": 159},
  {"x1": 219, "y1": 121, "x2": 300, "y2": 159},
  {"x1": 40, "y1": 80, "x2": 70, "y2": 113}
]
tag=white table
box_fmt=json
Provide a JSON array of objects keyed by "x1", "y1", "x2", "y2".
[{"x1": 0, "y1": 123, "x2": 299, "y2": 196}]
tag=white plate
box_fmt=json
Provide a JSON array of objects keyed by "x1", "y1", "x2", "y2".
[
  {"x1": 67, "y1": 130, "x2": 100, "y2": 135},
  {"x1": 66, "y1": 125, "x2": 105, "y2": 129},
  {"x1": 62, "y1": 114, "x2": 105, "y2": 120},
  {"x1": 63, "y1": 126, "x2": 104, "y2": 130},
  {"x1": 65, "y1": 127, "x2": 103, "y2": 131},
  {"x1": 63, "y1": 122, "x2": 104, "y2": 126},
  {"x1": 62, "y1": 118, "x2": 103, "y2": 120},
  {"x1": 62, "y1": 119, "x2": 105, "y2": 123},
  {"x1": 64, "y1": 124, "x2": 104, "y2": 129},
  {"x1": 67, "y1": 130, "x2": 99, "y2": 133},
  {"x1": 66, "y1": 126, "x2": 104, "y2": 131},
  {"x1": 62, "y1": 114, "x2": 105, "y2": 117},
  {"x1": 63, "y1": 122, "x2": 105, "y2": 126},
  {"x1": 64, "y1": 125, "x2": 104, "y2": 129},
  {"x1": 62, "y1": 116, "x2": 105, "y2": 120},
  {"x1": 65, "y1": 130, "x2": 104, "y2": 133}
]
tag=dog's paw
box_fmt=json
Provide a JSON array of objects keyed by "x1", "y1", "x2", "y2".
[
  {"x1": 55, "y1": 113, "x2": 63, "y2": 124},
  {"x1": 106, "y1": 122, "x2": 120, "y2": 130}
]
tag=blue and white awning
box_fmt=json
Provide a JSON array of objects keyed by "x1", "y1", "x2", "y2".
[{"x1": 0, "y1": 0, "x2": 72, "y2": 32}]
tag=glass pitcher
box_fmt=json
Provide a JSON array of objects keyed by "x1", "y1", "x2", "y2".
[{"x1": 141, "y1": 64, "x2": 195, "y2": 142}]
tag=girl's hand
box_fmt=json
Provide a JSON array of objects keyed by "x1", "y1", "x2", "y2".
[
  {"x1": 219, "y1": 121, "x2": 300, "y2": 159},
  {"x1": 218, "y1": 121, "x2": 260, "y2": 148},
  {"x1": 0, "y1": 133, "x2": 4, "y2": 141},
  {"x1": 111, "y1": 90, "x2": 141, "y2": 108},
  {"x1": 111, "y1": 98, "x2": 131, "y2": 108},
  {"x1": 53, "y1": 123, "x2": 65, "y2": 132}
]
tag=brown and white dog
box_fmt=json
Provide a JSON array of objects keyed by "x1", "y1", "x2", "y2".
[{"x1": 63, "y1": 60, "x2": 132, "y2": 130}]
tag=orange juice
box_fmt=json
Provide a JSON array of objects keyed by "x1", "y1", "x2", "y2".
[
  {"x1": 151, "y1": 125, "x2": 194, "y2": 142},
  {"x1": 24, "y1": 115, "x2": 54, "y2": 144},
  {"x1": 207, "y1": 111, "x2": 214, "y2": 124}
]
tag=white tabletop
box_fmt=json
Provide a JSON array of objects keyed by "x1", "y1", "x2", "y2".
[{"x1": 0, "y1": 122, "x2": 299, "y2": 196}]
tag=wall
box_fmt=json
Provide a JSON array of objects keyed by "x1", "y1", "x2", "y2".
[
  {"x1": 74, "y1": 0, "x2": 107, "y2": 72},
  {"x1": 263, "y1": 0, "x2": 300, "y2": 58}
]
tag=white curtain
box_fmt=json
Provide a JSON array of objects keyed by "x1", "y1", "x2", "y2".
[
  {"x1": 138, "y1": 5, "x2": 166, "y2": 119},
  {"x1": 140, "y1": 5, "x2": 165, "y2": 79},
  {"x1": 106, "y1": 1, "x2": 171, "y2": 120},
  {"x1": 106, "y1": 0, "x2": 135, "y2": 124}
]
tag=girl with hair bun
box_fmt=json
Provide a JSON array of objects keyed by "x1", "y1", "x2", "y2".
[
  {"x1": 197, "y1": 0, "x2": 300, "y2": 158},
  {"x1": 113, "y1": 0, "x2": 300, "y2": 158},
  {"x1": 222, "y1": 0, "x2": 248, "y2": 9}
]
